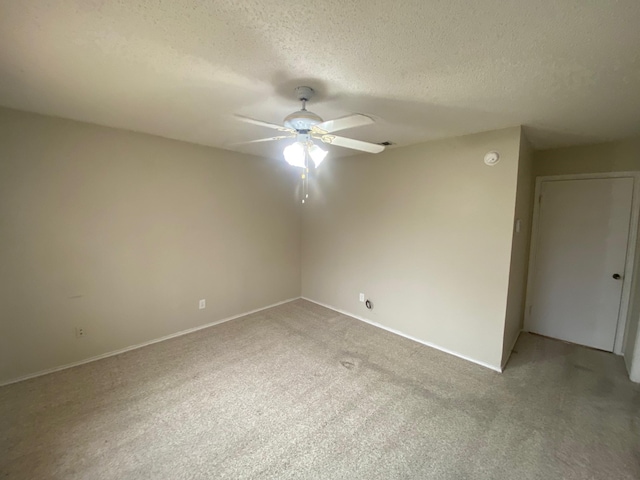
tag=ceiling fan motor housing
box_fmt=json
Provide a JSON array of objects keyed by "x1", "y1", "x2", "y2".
[
  {"x1": 284, "y1": 86, "x2": 323, "y2": 131},
  {"x1": 284, "y1": 110, "x2": 323, "y2": 131}
]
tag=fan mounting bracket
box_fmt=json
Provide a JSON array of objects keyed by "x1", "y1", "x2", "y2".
[{"x1": 295, "y1": 86, "x2": 315, "y2": 102}]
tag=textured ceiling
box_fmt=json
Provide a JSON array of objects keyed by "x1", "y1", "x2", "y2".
[{"x1": 1, "y1": 1, "x2": 639, "y2": 159}]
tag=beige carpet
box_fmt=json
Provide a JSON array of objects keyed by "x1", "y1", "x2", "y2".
[{"x1": 1, "y1": 299, "x2": 639, "y2": 479}]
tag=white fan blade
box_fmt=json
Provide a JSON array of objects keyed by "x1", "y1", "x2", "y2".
[
  {"x1": 234, "y1": 115, "x2": 295, "y2": 133},
  {"x1": 312, "y1": 114, "x2": 374, "y2": 134},
  {"x1": 318, "y1": 134, "x2": 385, "y2": 154},
  {"x1": 230, "y1": 135, "x2": 294, "y2": 146}
]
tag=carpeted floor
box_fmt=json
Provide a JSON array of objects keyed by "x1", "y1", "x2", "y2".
[{"x1": 1, "y1": 299, "x2": 639, "y2": 479}]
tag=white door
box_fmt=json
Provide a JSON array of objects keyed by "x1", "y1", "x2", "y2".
[{"x1": 526, "y1": 177, "x2": 633, "y2": 351}]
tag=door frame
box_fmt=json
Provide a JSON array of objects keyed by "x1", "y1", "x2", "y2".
[{"x1": 524, "y1": 172, "x2": 640, "y2": 354}]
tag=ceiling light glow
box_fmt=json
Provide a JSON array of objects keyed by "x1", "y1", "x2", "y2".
[
  {"x1": 283, "y1": 141, "x2": 328, "y2": 169},
  {"x1": 283, "y1": 142, "x2": 306, "y2": 168},
  {"x1": 309, "y1": 144, "x2": 328, "y2": 168}
]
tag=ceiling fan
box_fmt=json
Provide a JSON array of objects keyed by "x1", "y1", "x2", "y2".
[{"x1": 233, "y1": 86, "x2": 385, "y2": 169}]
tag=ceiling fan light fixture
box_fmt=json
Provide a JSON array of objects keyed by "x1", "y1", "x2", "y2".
[
  {"x1": 309, "y1": 143, "x2": 328, "y2": 168},
  {"x1": 283, "y1": 142, "x2": 306, "y2": 168}
]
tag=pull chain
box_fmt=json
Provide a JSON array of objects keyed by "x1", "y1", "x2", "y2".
[{"x1": 301, "y1": 151, "x2": 309, "y2": 204}]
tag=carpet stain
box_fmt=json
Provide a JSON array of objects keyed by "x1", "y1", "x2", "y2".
[
  {"x1": 572, "y1": 364, "x2": 594, "y2": 373},
  {"x1": 340, "y1": 361, "x2": 355, "y2": 370},
  {"x1": 594, "y1": 377, "x2": 614, "y2": 396}
]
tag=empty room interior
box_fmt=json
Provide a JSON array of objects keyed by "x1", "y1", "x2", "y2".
[{"x1": 1, "y1": 1, "x2": 640, "y2": 479}]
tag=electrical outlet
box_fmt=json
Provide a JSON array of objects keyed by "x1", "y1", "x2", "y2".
[
  {"x1": 75, "y1": 327, "x2": 86, "y2": 338},
  {"x1": 199, "y1": 299, "x2": 206, "y2": 310},
  {"x1": 359, "y1": 293, "x2": 365, "y2": 302}
]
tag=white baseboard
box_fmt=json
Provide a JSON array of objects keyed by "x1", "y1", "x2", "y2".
[
  {"x1": 301, "y1": 297, "x2": 503, "y2": 373},
  {"x1": 1, "y1": 297, "x2": 301, "y2": 387},
  {"x1": 501, "y1": 330, "x2": 522, "y2": 370}
]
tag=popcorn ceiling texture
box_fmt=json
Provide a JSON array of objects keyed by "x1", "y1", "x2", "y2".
[{"x1": 0, "y1": 0, "x2": 639, "y2": 157}]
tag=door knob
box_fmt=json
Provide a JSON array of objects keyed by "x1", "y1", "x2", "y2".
[{"x1": 612, "y1": 273, "x2": 621, "y2": 280}]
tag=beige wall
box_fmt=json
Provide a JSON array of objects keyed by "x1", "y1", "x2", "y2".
[
  {"x1": 501, "y1": 132, "x2": 534, "y2": 366},
  {"x1": 4, "y1": 106, "x2": 638, "y2": 383},
  {"x1": 626, "y1": 228, "x2": 640, "y2": 382},
  {"x1": 534, "y1": 138, "x2": 640, "y2": 177},
  {"x1": 0, "y1": 108, "x2": 301, "y2": 384},
  {"x1": 302, "y1": 127, "x2": 523, "y2": 369},
  {"x1": 533, "y1": 138, "x2": 640, "y2": 381}
]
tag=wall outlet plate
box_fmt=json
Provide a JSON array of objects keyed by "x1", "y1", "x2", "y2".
[
  {"x1": 199, "y1": 299, "x2": 206, "y2": 309},
  {"x1": 75, "y1": 327, "x2": 86, "y2": 338},
  {"x1": 359, "y1": 293, "x2": 365, "y2": 302}
]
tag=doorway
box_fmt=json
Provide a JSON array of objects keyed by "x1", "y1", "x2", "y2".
[{"x1": 524, "y1": 173, "x2": 640, "y2": 353}]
